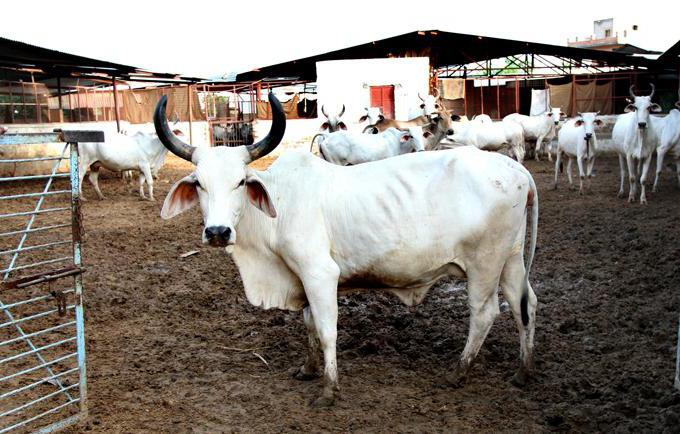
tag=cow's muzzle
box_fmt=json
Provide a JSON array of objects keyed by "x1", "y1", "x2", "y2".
[
  {"x1": 584, "y1": 133, "x2": 593, "y2": 140},
  {"x1": 204, "y1": 226, "x2": 232, "y2": 247},
  {"x1": 638, "y1": 122, "x2": 647, "y2": 129}
]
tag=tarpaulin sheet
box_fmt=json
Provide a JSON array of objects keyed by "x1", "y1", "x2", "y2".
[
  {"x1": 440, "y1": 79, "x2": 465, "y2": 100},
  {"x1": 257, "y1": 94, "x2": 299, "y2": 119}
]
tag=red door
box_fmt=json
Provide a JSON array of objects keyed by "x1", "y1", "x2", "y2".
[{"x1": 370, "y1": 85, "x2": 395, "y2": 119}]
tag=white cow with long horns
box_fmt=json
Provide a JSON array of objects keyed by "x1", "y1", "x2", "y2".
[
  {"x1": 154, "y1": 92, "x2": 539, "y2": 407},
  {"x1": 611, "y1": 84, "x2": 661, "y2": 204}
]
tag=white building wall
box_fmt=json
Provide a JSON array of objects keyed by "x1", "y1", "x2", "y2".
[{"x1": 316, "y1": 57, "x2": 430, "y2": 123}]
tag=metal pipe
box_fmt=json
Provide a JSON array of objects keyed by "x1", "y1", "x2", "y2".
[
  {"x1": 0, "y1": 398, "x2": 80, "y2": 434},
  {"x1": 0, "y1": 206, "x2": 69, "y2": 219},
  {"x1": 0, "y1": 383, "x2": 78, "y2": 418},
  {"x1": 188, "y1": 84, "x2": 193, "y2": 144},
  {"x1": 0, "y1": 173, "x2": 69, "y2": 182},
  {"x1": 0, "y1": 337, "x2": 76, "y2": 366},
  {"x1": 0, "y1": 305, "x2": 75, "y2": 329},
  {"x1": 0, "y1": 320, "x2": 75, "y2": 345},
  {"x1": 113, "y1": 77, "x2": 121, "y2": 132},
  {"x1": 0, "y1": 156, "x2": 64, "y2": 163},
  {"x1": 0, "y1": 367, "x2": 79, "y2": 400},
  {"x1": 57, "y1": 76, "x2": 64, "y2": 123},
  {"x1": 0, "y1": 256, "x2": 72, "y2": 275},
  {"x1": 31, "y1": 72, "x2": 42, "y2": 123},
  {"x1": 0, "y1": 223, "x2": 71, "y2": 238},
  {"x1": 0, "y1": 189, "x2": 71, "y2": 201},
  {"x1": 0, "y1": 352, "x2": 76, "y2": 383},
  {"x1": 70, "y1": 139, "x2": 89, "y2": 414},
  {"x1": 0, "y1": 240, "x2": 71, "y2": 256}
]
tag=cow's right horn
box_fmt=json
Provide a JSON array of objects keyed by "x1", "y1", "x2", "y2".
[
  {"x1": 648, "y1": 83, "x2": 655, "y2": 99},
  {"x1": 321, "y1": 104, "x2": 328, "y2": 118},
  {"x1": 154, "y1": 95, "x2": 195, "y2": 162},
  {"x1": 245, "y1": 92, "x2": 286, "y2": 161},
  {"x1": 629, "y1": 84, "x2": 637, "y2": 99},
  {"x1": 417, "y1": 92, "x2": 425, "y2": 101}
]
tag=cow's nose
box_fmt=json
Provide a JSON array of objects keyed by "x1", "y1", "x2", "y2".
[
  {"x1": 638, "y1": 122, "x2": 647, "y2": 129},
  {"x1": 447, "y1": 129, "x2": 454, "y2": 135},
  {"x1": 205, "y1": 226, "x2": 231, "y2": 245},
  {"x1": 554, "y1": 121, "x2": 559, "y2": 125},
  {"x1": 585, "y1": 133, "x2": 593, "y2": 139}
]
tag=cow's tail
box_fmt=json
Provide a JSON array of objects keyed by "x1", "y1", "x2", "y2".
[
  {"x1": 520, "y1": 171, "x2": 538, "y2": 327},
  {"x1": 309, "y1": 133, "x2": 326, "y2": 153}
]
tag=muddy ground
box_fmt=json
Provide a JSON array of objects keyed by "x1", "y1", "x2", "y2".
[{"x1": 12, "y1": 153, "x2": 679, "y2": 432}]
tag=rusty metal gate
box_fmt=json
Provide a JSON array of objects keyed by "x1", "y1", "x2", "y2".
[{"x1": 0, "y1": 129, "x2": 102, "y2": 432}]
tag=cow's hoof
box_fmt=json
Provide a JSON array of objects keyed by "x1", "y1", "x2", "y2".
[
  {"x1": 578, "y1": 189, "x2": 584, "y2": 196},
  {"x1": 510, "y1": 368, "x2": 530, "y2": 387},
  {"x1": 617, "y1": 191, "x2": 625, "y2": 198},
  {"x1": 549, "y1": 183, "x2": 557, "y2": 191},
  {"x1": 310, "y1": 394, "x2": 335, "y2": 408},
  {"x1": 640, "y1": 199, "x2": 647, "y2": 205},
  {"x1": 444, "y1": 368, "x2": 468, "y2": 388},
  {"x1": 293, "y1": 366, "x2": 320, "y2": 381}
]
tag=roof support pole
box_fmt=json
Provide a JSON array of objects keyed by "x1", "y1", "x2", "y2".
[
  {"x1": 515, "y1": 78, "x2": 519, "y2": 113},
  {"x1": 56, "y1": 77, "x2": 64, "y2": 123},
  {"x1": 112, "y1": 77, "x2": 121, "y2": 132},
  {"x1": 9, "y1": 80, "x2": 14, "y2": 124},
  {"x1": 496, "y1": 81, "x2": 500, "y2": 119},
  {"x1": 187, "y1": 84, "x2": 193, "y2": 145},
  {"x1": 31, "y1": 73, "x2": 42, "y2": 123}
]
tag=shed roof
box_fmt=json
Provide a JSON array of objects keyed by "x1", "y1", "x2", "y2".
[
  {"x1": 0, "y1": 36, "x2": 204, "y2": 88},
  {"x1": 236, "y1": 30, "x2": 662, "y2": 82}
]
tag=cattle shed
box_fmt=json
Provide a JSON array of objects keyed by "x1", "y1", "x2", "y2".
[{"x1": 233, "y1": 30, "x2": 679, "y2": 123}]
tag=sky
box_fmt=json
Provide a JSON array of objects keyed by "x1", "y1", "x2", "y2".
[{"x1": 4, "y1": 0, "x2": 679, "y2": 79}]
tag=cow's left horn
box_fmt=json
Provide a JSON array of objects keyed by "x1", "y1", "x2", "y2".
[
  {"x1": 154, "y1": 95, "x2": 194, "y2": 162},
  {"x1": 339, "y1": 104, "x2": 345, "y2": 117},
  {"x1": 629, "y1": 85, "x2": 637, "y2": 99},
  {"x1": 246, "y1": 92, "x2": 286, "y2": 161},
  {"x1": 648, "y1": 83, "x2": 655, "y2": 99}
]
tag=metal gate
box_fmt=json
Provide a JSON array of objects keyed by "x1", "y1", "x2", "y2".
[
  {"x1": 0, "y1": 129, "x2": 102, "y2": 432},
  {"x1": 209, "y1": 119, "x2": 254, "y2": 147}
]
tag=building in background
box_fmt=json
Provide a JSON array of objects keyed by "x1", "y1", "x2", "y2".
[{"x1": 568, "y1": 18, "x2": 660, "y2": 54}]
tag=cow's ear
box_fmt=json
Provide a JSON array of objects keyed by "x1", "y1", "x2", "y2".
[
  {"x1": 161, "y1": 174, "x2": 199, "y2": 220},
  {"x1": 320, "y1": 122, "x2": 329, "y2": 131},
  {"x1": 676, "y1": 101, "x2": 680, "y2": 109},
  {"x1": 245, "y1": 173, "x2": 277, "y2": 218},
  {"x1": 575, "y1": 120, "x2": 584, "y2": 127},
  {"x1": 400, "y1": 134, "x2": 413, "y2": 142},
  {"x1": 359, "y1": 115, "x2": 368, "y2": 122},
  {"x1": 546, "y1": 112, "x2": 553, "y2": 117},
  {"x1": 624, "y1": 104, "x2": 636, "y2": 113},
  {"x1": 378, "y1": 114, "x2": 385, "y2": 121},
  {"x1": 423, "y1": 131, "x2": 433, "y2": 138},
  {"x1": 649, "y1": 103, "x2": 662, "y2": 113},
  {"x1": 451, "y1": 114, "x2": 461, "y2": 121},
  {"x1": 594, "y1": 119, "x2": 603, "y2": 126},
  {"x1": 337, "y1": 122, "x2": 347, "y2": 130}
]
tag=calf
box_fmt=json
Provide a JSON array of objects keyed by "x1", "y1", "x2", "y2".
[
  {"x1": 552, "y1": 112, "x2": 603, "y2": 194},
  {"x1": 316, "y1": 127, "x2": 426, "y2": 165},
  {"x1": 358, "y1": 107, "x2": 384, "y2": 133}
]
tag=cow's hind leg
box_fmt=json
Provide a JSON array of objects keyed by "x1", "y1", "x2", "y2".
[
  {"x1": 500, "y1": 253, "x2": 537, "y2": 386},
  {"x1": 89, "y1": 163, "x2": 105, "y2": 200},
  {"x1": 293, "y1": 305, "x2": 322, "y2": 380},
  {"x1": 445, "y1": 271, "x2": 501, "y2": 387}
]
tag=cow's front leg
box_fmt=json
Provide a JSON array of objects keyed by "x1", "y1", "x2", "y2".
[
  {"x1": 290, "y1": 258, "x2": 340, "y2": 407},
  {"x1": 639, "y1": 153, "x2": 654, "y2": 205},
  {"x1": 293, "y1": 305, "x2": 321, "y2": 380}
]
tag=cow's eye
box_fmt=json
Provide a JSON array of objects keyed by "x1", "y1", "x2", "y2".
[{"x1": 238, "y1": 179, "x2": 245, "y2": 187}]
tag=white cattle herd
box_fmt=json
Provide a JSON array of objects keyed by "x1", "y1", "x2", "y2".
[{"x1": 5, "y1": 81, "x2": 676, "y2": 407}]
